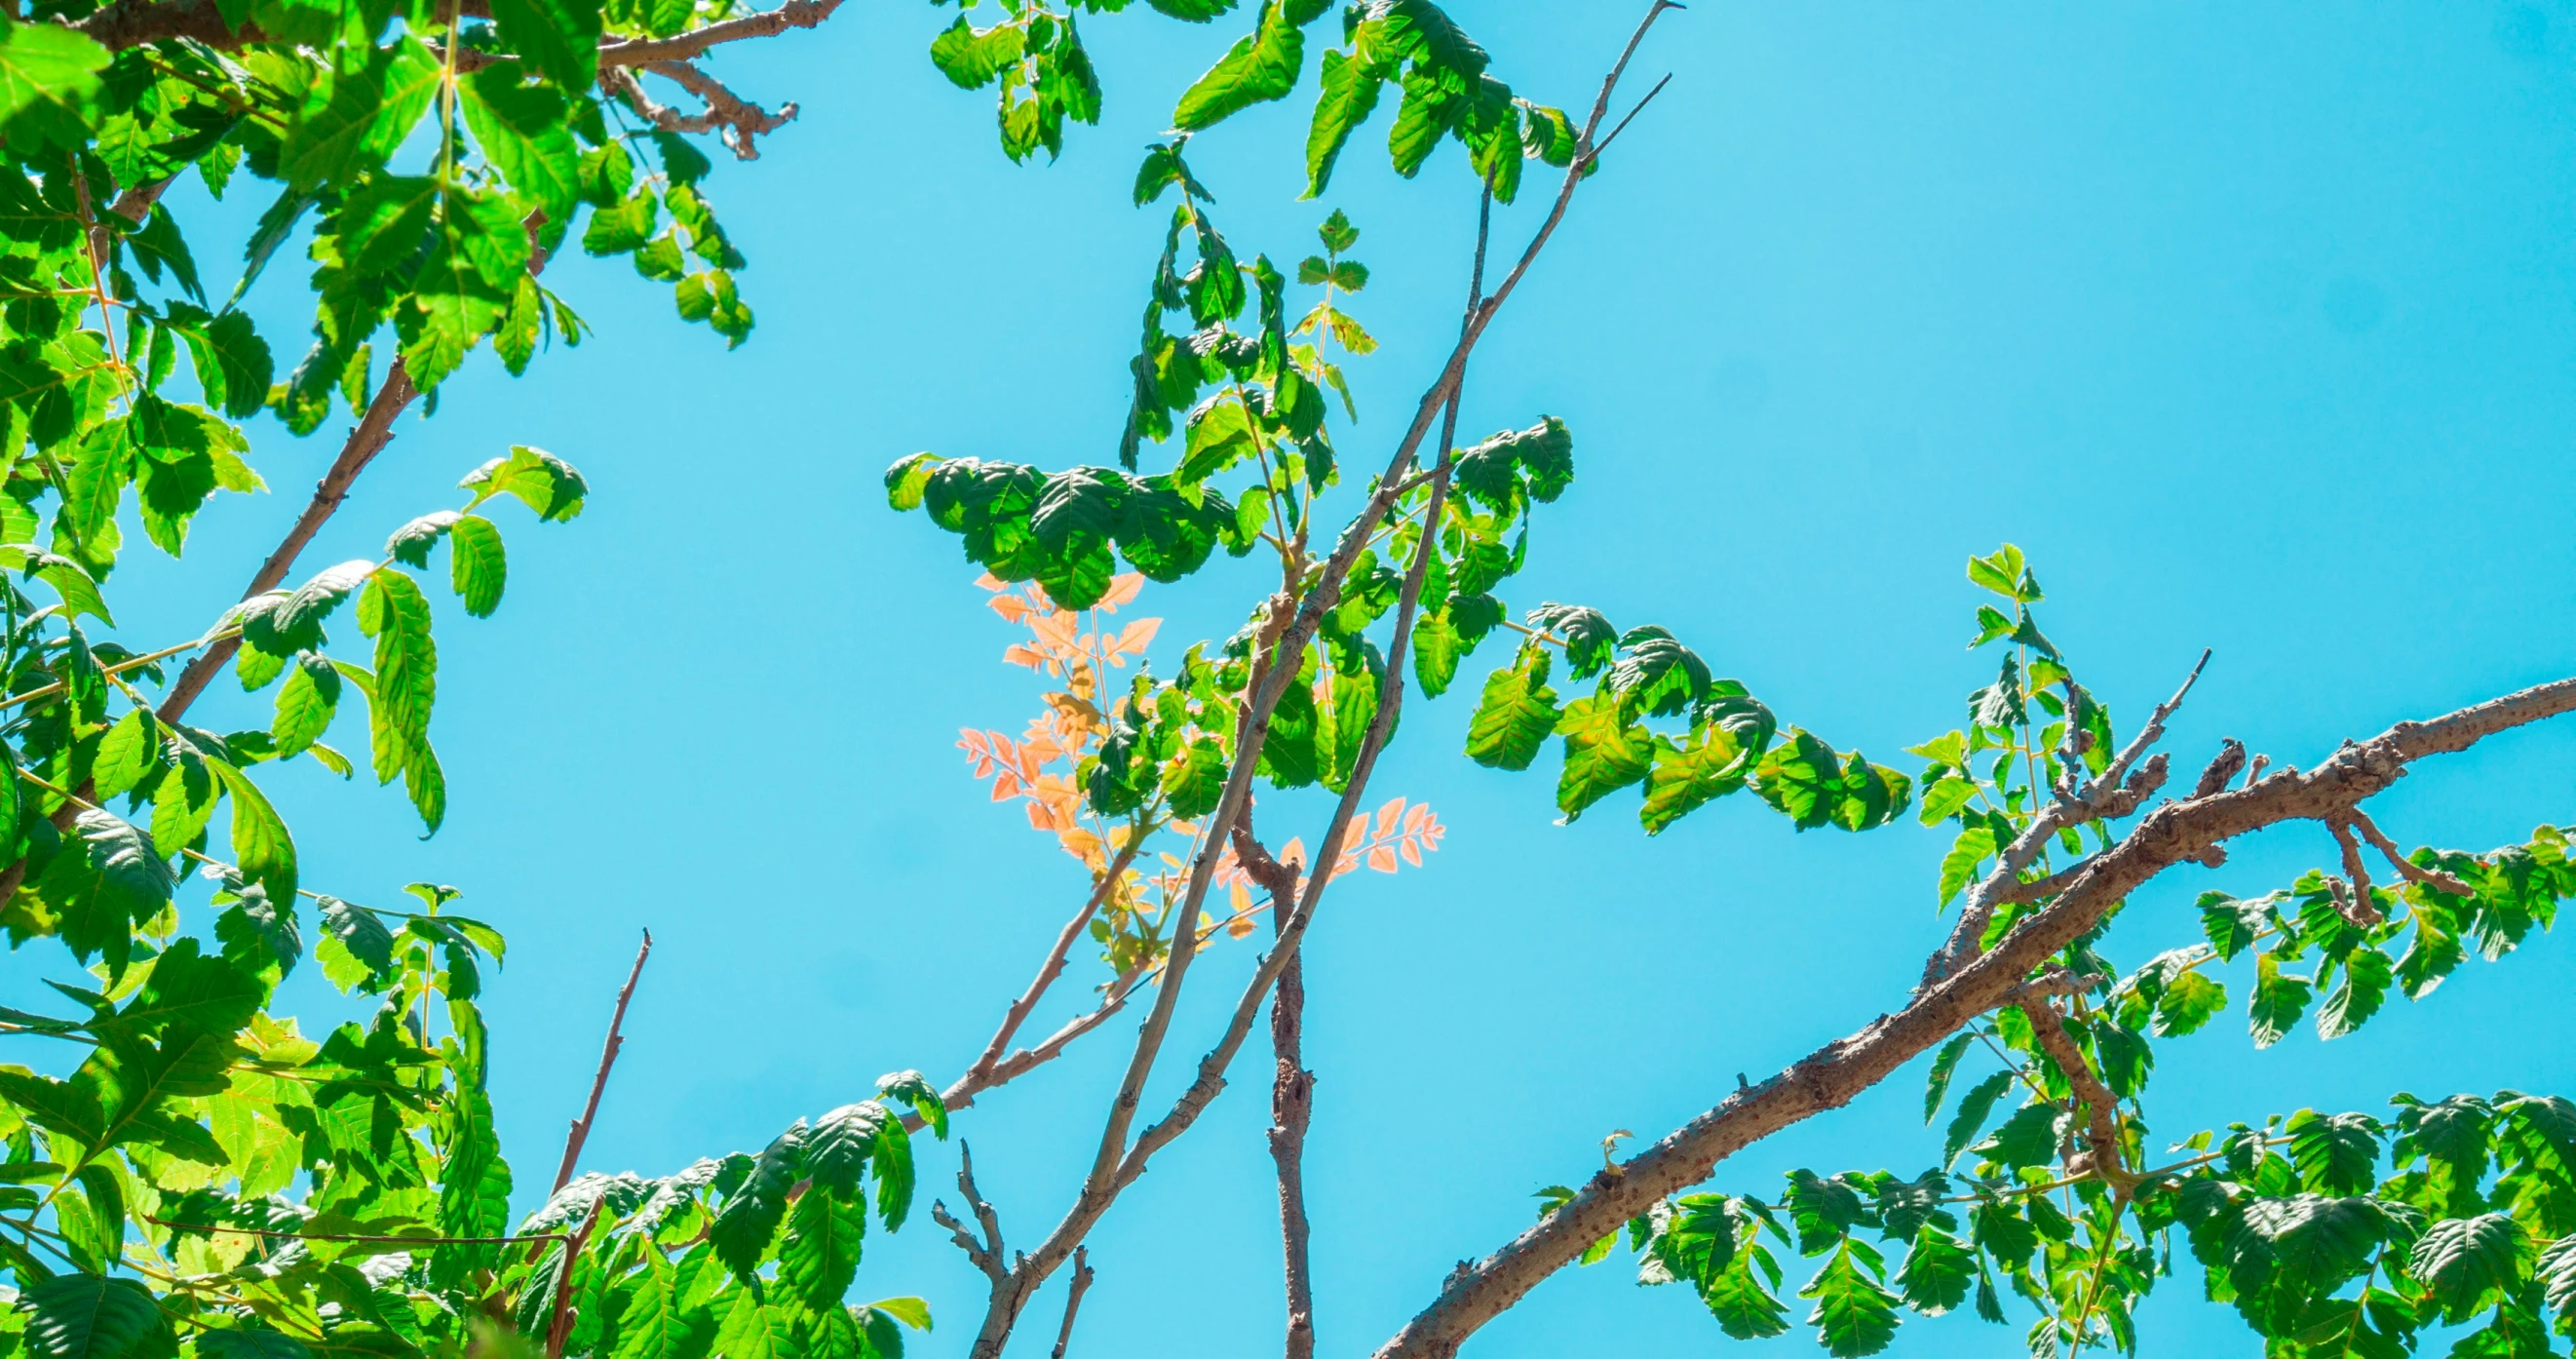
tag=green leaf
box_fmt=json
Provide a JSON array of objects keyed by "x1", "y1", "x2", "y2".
[
  {"x1": 19, "y1": 1273, "x2": 167, "y2": 1359},
  {"x1": 2286, "y1": 1110, "x2": 2383, "y2": 1196},
  {"x1": 1894, "y1": 1224, "x2": 1972, "y2": 1316},
  {"x1": 315, "y1": 896, "x2": 396, "y2": 990},
  {"x1": 0, "y1": 22, "x2": 108, "y2": 152},
  {"x1": 1942, "y1": 1070, "x2": 2012, "y2": 1168},
  {"x1": 1975, "y1": 1102, "x2": 2065, "y2": 1170},
  {"x1": 2413, "y1": 1213, "x2": 2528, "y2": 1323},
  {"x1": 2246, "y1": 1194, "x2": 2390, "y2": 1298},
  {"x1": 1464, "y1": 645, "x2": 1558, "y2": 771},
  {"x1": 385, "y1": 511, "x2": 461, "y2": 567},
  {"x1": 336, "y1": 175, "x2": 438, "y2": 277},
  {"x1": 928, "y1": 16, "x2": 1026, "y2": 90},
  {"x1": 1173, "y1": 1, "x2": 1306, "y2": 130},
  {"x1": 611, "y1": 1250, "x2": 686, "y2": 1359},
  {"x1": 193, "y1": 1332, "x2": 310, "y2": 1359},
  {"x1": 804, "y1": 1103, "x2": 887, "y2": 1198},
  {"x1": 207, "y1": 757, "x2": 296, "y2": 903},
  {"x1": 1923, "y1": 1034, "x2": 1973, "y2": 1124},
  {"x1": 279, "y1": 38, "x2": 440, "y2": 189},
  {"x1": 1799, "y1": 1240, "x2": 1901, "y2": 1357},
  {"x1": 93, "y1": 708, "x2": 161, "y2": 802},
  {"x1": 358, "y1": 566, "x2": 440, "y2": 830},
  {"x1": 2201, "y1": 891, "x2": 2269, "y2": 960},
  {"x1": 709, "y1": 1293, "x2": 800, "y2": 1359},
  {"x1": 584, "y1": 186, "x2": 658, "y2": 255},
  {"x1": 487, "y1": 0, "x2": 605, "y2": 93},
  {"x1": 2092, "y1": 1021, "x2": 2152, "y2": 1099},
  {"x1": 1160, "y1": 735, "x2": 1227, "y2": 819},
  {"x1": 1553, "y1": 691, "x2": 1648, "y2": 822},
  {"x1": 1303, "y1": 47, "x2": 1385, "y2": 197},
  {"x1": 710, "y1": 1125, "x2": 805, "y2": 1279},
  {"x1": 2249, "y1": 951, "x2": 2313, "y2": 1049},
  {"x1": 462, "y1": 445, "x2": 589, "y2": 522},
  {"x1": 2537, "y1": 1233, "x2": 2576, "y2": 1324},
  {"x1": 0, "y1": 1069, "x2": 103, "y2": 1145},
  {"x1": 876, "y1": 1070, "x2": 947, "y2": 1141},
  {"x1": 447, "y1": 514, "x2": 507, "y2": 617},
  {"x1": 461, "y1": 65, "x2": 582, "y2": 223},
  {"x1": 1937, "y1": 826, "x2": 1995, "y2": 908},
  {"x1": 268, "y1": 651, "x2": 341, "y2": 760},
  {"x1": 1640, "y1": 723, "x2": 1747, "y2": 835},
  {"x1": 1751, "y1": 729, "x2": 1844, "y2": 831},
  {"x1": 2317, "y1": 946, "x2": 2393, "y2": 1039},
  {"x1": 1787, "y1": 1170, "x2": 1870, "y2": 1254},
  {"x1": 2153, "y1": 969, "x2": 2226, "y2": 1037},
  {"x1": 1703, "y1": 1239, "x2": 1791, "y2": 1340},
  {"x1": 780, "y1": 1187, "x2": 866, "y2": 1312},
  {"x1": 1965, "y1": 544, "x2": 2030, "y2": 602},
  {"x1": 1648, "y1": 1194, "x2": 1742, "y2": 1291}
]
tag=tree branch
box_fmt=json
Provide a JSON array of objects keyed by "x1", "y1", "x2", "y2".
[
  {"x1": 950, "y1": 835, "x2": 1149, "y2": 1100},
  {"x1": 932, "y1": 1142, "x2": 1009, "y2": 1284},
  {"x1": 1370, "y1": 672, "x2": 2576, "y2": 1359},
  {"x1": 159, "y1": 217, "x2": 556, "y2": 722},
  {"x1": 2016, "y1": 997, "x2": 2133, "y2": 1189},
  {"x1": 74, "y1": 0, "x2": 834, "y2": 64},
  {"x1": 1921, "y1": 648, "x2": 2208, "y2": 990},
  {"x1": 608, "y1": 64, "x2": 797, "y2": 160},
  {"x1": 948, "y1": 15, "x2": 1665, "y2": 1351},
  {"x1": 2349, "y1": 807, "x2": 2477, "y2": 897},
  {"x1": 554, "y1": 929, "x2": 653, "y2": 1194},
  {"x1": 592, "y1": 0, "x2": 843, "y2": 66},
  {"x1": 1049, "y1": 1247, "x2": 1094, "y2": 1359}
]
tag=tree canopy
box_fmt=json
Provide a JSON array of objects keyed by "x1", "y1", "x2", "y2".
[{"x1": 2, "y1": 3, "x2": 2572, "y2": 1359}]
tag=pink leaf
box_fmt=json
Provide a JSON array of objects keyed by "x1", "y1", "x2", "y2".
[{"x1": 1097, "y1": 573, "x2": 1145, "y2": 610}]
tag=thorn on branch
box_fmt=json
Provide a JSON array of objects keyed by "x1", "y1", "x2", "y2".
[{"x1": 2243, "y1": 753, "x2": 2270, "y2": 786}]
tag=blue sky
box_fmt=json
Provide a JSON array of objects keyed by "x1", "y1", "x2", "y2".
[{"x1": 46, "y1": 2, "x2": 2576, "y2": 1355}]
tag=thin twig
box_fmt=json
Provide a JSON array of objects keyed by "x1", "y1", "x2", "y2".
[
  {"x1": 555, "y1": 930, "x2": 654, "y2": 1194},
  {"x1": 960, "y1": 835, "x2": 1150, "y2": 1091},
  {"x1": 1050, "y1": 1247, "x2": 1095, "y2": 1359},
  {"x1": 1586, "y1": 72, "x2": 1672, "y2": 164},
  {"x1": 2349, "y1": 807, "x2": 2478, "y2": 897}
]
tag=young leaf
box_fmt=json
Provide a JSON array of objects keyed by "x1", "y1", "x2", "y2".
[{"x1": 448, "y1": 514, "x2": 507, "y2": 617}]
